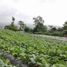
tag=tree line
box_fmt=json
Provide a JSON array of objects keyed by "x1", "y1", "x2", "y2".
[{"x1": 4, "y1": 16, "x2": 67, "y2": 37}]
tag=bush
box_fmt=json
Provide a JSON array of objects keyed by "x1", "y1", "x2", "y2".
[
  {"x1": 44, "y1": 31, "x2": 63, "y2": 37},
  {"x1": 4, "y1": 24, "x2": 18, "y2": 31},
  {"x1": 24, "y1": 26, "x2": 33, "y2": 33},
  {"x1": 50, "y1": 31, "x2": 63, "y2": 37},
  {"x1": 63, "y1": 30, "x2": 67, "y2": 37}
]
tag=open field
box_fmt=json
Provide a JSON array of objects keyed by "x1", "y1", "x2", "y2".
[
  {"x1": 32, "y1": 34, "x2": 67, "y2": 41},
  {"x1": 0, "y1": 30, "x2": 67, "y2": 67}
]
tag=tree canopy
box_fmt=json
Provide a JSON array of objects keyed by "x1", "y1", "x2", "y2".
[
  {"x1": 33, "y1": 16, "x2": 47, "y2": 33},
  {"x1": 18, "y1": 21, "x2": 25, "y2": 31}
]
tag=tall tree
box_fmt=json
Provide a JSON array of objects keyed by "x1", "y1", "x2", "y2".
[
  {"x1": 11, "y1": 17, "x2": 15, "y2": 26},
  {"x1": 33, "y1": 16, "x2": 44, "y2": 26},
  {"x1": 18, "y1": 21, "x2": 25, "y2": 31},
  {"x1": 33, "y1": 16, "x2": 47, "y2": 33},
  {"x1": 4, "y1": 16, "x2": 18, "y2": 31},
  {"x1": 63, "y1": 21, "x2": 67, "y2": 36},
  {"x1": 63, "y1": 21, "x2": 67, "y2": 30}
]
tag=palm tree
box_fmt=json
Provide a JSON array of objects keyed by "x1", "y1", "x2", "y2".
[{"x1": 11, "y1": 17, "x2": 15, "y2": 26}]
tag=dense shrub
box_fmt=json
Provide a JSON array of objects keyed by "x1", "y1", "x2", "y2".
[
  {"x1": 63, "y1": 30, "x2": 67, "y2": 37},
  {"x1": 4, "y1": 24, "x2": 18, "y2": 31},
  {"x1": 24, "y1": 26, "x2": 33, "y2": 33},
  {"x1": 44, "y1": 31, "x2": 63, "y2": 37}
]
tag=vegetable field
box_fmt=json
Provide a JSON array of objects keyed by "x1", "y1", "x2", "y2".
[{"x1": 0, "y1": 30, "x2": 67, "y2": 67}]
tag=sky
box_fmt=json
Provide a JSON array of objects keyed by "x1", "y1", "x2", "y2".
[{"x1": 0, "y1": 0, "x2": 67, "y2": 27}]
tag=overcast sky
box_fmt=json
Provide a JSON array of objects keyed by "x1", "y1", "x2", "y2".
[{"x1": 0, "y1": 0, "x2": 67, "y2": 27}]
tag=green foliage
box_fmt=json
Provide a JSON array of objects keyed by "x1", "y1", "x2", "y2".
[
  {"x1": 63, "y1": 21, "x2": 67, "y2": 30},
  {"x1": 57, "y1": 27, "x2": 63, "y2": 31},
  {"x1": 4, "y1": 24, "x2": 18, "y2": 31},
  {"x1": 18, "y1": 21, "x2": 25, "y2": 31},
  {"x1": 45, "y1": 26, "x2": 64, "y2": 37},
  {"x1": 33, "y1": 23, "x2": 47, "y2": 33},
  {"x1": 45, "y1": 31, "x2": 63, "y2": 37},
  {"x1": 24, "y1": 26, "x2": 33, "y2": 33},
  {"x1": 50, "y1": 27, "x2": 57, "y2": 32},
  {"x1": 63, "y1": 30, "x2": 67, "y2": 37},
  {"x1": 4, "y1": 17, "x2": 18, "y2": 31},
  {"x1": 0, "y1": 30, "x2": 67, "y2": 67},
  {"x1": 63, "y1": 21, "x2": 67, "y2": 37},
  {"x1": 0, "y1": 59, "x2": 15, "y2": 67},
  {"x1": 33, "y1": 16, "x2": 47, "y2": 33}
]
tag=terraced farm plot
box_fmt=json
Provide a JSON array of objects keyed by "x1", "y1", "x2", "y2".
[{"x1": 0, "y1": 29, "x2": 67, "y2": 67}]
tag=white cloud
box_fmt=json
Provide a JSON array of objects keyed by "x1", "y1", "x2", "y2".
[{"x1": 0, "y1": 0, "x2": 66, "y2": 27}]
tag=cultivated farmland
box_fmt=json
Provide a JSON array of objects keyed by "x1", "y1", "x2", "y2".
[{"x1": 0, "y1": 30, "x2": 67, "y2": 67}]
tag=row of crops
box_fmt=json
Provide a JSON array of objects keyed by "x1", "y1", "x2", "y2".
[{"x1": 0, "y1": 29, "x2": 67, "y2": 67}]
